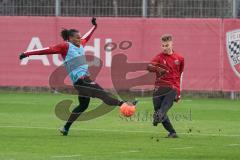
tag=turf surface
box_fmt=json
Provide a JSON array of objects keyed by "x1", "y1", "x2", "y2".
[{"x1": 0, "y1": 92, "x2": 240, "y2": 160}]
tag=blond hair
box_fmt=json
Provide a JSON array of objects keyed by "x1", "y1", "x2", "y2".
[{"x1": 161, "y1": 34, "x2": 172, "y2": 42}]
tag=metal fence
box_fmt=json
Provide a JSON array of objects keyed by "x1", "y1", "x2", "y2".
[
  {"x1": 0, "y1": 0, "x2": 240, "y2": 18},
  {"x1": 148, "y1": 0, "x2": 234, "y2": 18}
]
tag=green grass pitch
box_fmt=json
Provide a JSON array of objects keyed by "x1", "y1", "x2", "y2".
[{"x1": 0, "y1": 92, "x2": 240, "y2": 160}]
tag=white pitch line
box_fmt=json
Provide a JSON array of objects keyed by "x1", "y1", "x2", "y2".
[
  {"x1": 52, "y1": 154, "x2": 81, "y2": 158},
  {"x1": 183, "y1": 132, "x2": 240, "y2": 137},
  {"x1": 0, "y1": 125, "x2": 240, "y2": 137},
  {"x1": 171, "y1": 146, "x2": 194, "y2": 150},
  {"x1": 51, "y1": 150, "x2": 139, "y2": 159},
  {"x1": 0, "y1": 125, "x2": 56, "y2": 130},
  {"x1": 226, "y1": 144, "x2": 240, "y2": 147},
  {"x1": 181, "y1": 99, "x2": 193, "y2": 102},
  {"x1": 116, "y1": 150, "x2": 140, "y2": 154}
]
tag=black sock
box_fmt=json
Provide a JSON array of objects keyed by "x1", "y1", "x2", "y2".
[
  {"x1": 64, "y1": 96, "x2": 90, "y2": 131},
  {"x1": 64, "y1": 112, "x2": 81, "y2": 131},
  {"x1": 64, "y1": 122, "x2": 71, "y2": 131}
]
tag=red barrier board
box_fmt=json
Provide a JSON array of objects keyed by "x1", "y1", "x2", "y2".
[{"x1": 0, "y1": 17, "x2": 239, "y2": 91}]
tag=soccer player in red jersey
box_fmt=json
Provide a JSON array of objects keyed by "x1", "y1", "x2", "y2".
[
  {"x1": 19, "y1": 18, "x2": 137, "y2": 136},
  {"x1": 147, "y1": 34, "x2": 184, "y2": 138}
]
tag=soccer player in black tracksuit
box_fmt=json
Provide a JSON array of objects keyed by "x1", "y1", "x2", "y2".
[{"x1": 147, "y1": 34, "x2": 184, "y2": 138}]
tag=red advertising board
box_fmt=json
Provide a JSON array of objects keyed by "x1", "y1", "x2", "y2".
[{"x1": 0, "y1": 17, "x2": 239, "y2": 91}]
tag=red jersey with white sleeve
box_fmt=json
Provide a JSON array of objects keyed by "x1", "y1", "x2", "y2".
[
  {"x1": 151, "y1": 51, "x2": 184, "y2": 99},
  {"x1": 23, "y1": 25, "x2": 97, "y2": 59}
]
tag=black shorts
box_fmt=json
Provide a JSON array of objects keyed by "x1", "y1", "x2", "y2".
[
  {"x1": 74, "y1": 76, "x2": 105, "y2": 98},
  {"x1": 152, "y1": 87, "x2": 177, "y2": 112}
]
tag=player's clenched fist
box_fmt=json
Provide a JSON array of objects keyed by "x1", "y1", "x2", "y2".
[
  {"x1": 91, "y1": 17, "x2": 97, "y2": 26},
  {"x1": 19, "y1": 53, "x2": 27, "y2": 60}
]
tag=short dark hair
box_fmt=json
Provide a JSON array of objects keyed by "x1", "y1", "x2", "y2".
[
  {"x1": 61, "y1": 29, "x2": 79, "y2": 41},
  {"x1": 161, "y1": 34, "x2": 172, "y2": 42}
]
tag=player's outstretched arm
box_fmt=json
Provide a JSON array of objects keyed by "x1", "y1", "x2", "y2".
[
  {"x1": 19, "y1": 43, "x2": 67, "y2": 60},
  {"x1": 81, "y1": 17, "x2": 97, "y2": 46}
]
